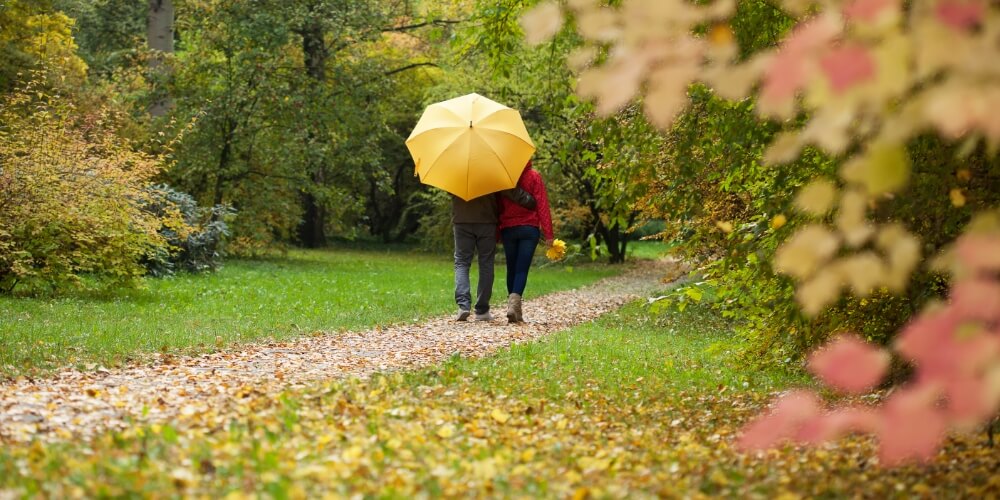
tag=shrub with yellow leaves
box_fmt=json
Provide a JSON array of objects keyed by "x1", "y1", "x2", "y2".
[{"x1": 0, "y1": 83, "x2": 180, "y2": 293}]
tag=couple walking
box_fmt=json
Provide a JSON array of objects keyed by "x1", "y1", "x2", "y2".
[{"x1": 452, "y1": 161, "x2": 553, "y2": 324}]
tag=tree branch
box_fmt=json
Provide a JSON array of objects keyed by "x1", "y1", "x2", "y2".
[
  {"x1": 383, "y1": 62, "x2": 438, "y2": 77},
  {"x1": 384, "y1": 19, "x2": 465, "y2": 32}
]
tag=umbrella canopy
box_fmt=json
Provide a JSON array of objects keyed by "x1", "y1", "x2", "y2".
[{"x1": 406, "y1": 93, "x2": 535, "y2": 201}]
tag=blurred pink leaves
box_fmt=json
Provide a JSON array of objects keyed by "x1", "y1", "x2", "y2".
[
  {"x1": 935, "y1": 0, "x2": 986, "y2": 30},
  {"x1": 520, "y1": 0, "x2": 1000, "y2": 466},
  {"x1": 808, "y1": 335, "x2": 889, "y2": 394},
  {"x1": 819, "y1": 45, "x2": 876, "y2": 94},
  {"x1": 740, "y1": 231, "x2": 1000, "y2": 465}
]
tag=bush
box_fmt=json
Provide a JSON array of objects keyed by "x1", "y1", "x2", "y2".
[
  {"x1": 0, "y1": 84, "x2": 176, "y2": 294},
  {"x1": 142, "y1": 185, "x2": 233, "y2": 277}
]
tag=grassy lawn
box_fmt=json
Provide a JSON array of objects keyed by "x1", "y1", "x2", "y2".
[
  {"x1": 0, "y1": 248, "x2": 619, "y2": 376},
  {"x1": 5, "y1": 302, "x2": 995, "y2": 497},
  {"x1": 406, "y1": 301, "x2": 806, "y2": 399}
]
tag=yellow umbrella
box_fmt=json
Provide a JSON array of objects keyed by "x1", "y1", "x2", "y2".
[{"x1": 406, "y1": 93, "x2": 535, "y2": 201}]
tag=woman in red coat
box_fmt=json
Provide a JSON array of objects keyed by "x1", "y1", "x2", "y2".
[{"x1": 498, "y1": 161, "x2": 554, "y2": 323}]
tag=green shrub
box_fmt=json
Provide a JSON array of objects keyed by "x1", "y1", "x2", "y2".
[{"x1": 142, "y1": 185, "x2": 234, "y2": 277}]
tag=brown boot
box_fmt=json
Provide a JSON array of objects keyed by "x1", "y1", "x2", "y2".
[
  {"x1": 512, "y1": 293, "x2": 523, "y2": 323},
  {"x1": 506, "y1": 294, "x2": 518, "y2": 324}
]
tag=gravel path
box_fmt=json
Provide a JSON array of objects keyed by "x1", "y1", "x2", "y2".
[{"x1": 0, "y1": 261, "x2": 672, "y2": 443}]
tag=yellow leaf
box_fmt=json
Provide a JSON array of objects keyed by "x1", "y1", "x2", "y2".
[
  {"x1": 796, "y1": 267, "x2": 842, "y2": 316},
  {"x1": 436, "y1": 424, "x2": 456, "y2": 439},
  {"x1": 342, "y1": 445, "x2": 364, "y2": 461},
  {"x1": 520, "y1": 2, "x2": 564, "y2": 45},
  {"x1": 835, "y1": 189, "x2": 874, "y2": 247},
  {"x1": 835, "y1": 252, "x2": 887, "y2": 296},
  {"x1": 840, "y1": 142, "x2": 910, "y2": 194},
  {"x1": 644, "y1": 64, "x2": 697, "y2": 128},
  {"x1": 794, "y1": 179, "x2": 838, "y2": 216},
  {"x1": 774, "y1": 225, "x2": 840, "y2": 280},
  {"x1": 950, "y1": 188, "x2": 966, "y2": 207},
  {"x1": 578, "y1": 456, "x2": 611, "y2": 472},
  {"x1": 716, "y1": 221, "x2": 734, "y2": 234},
  {"x1": 709, "y1": 23, "x2": 734, "y2": 46},
  {"x1": 764, "y1": 132, "x2": 803, "y2": 165},
  {"x1": 710, "y1": 469, "x2": 729, "y2": 485},
  {"x1": 576, "y1": 7, "x2": 619, "y2": 42},
  {"x1": 876, "y1": 224, "x2": 921, "y2": 291},
  {"x1": 491, "y1": 408, "x2": 510, "y2": 424}
]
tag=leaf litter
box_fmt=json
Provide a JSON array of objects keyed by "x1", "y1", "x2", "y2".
[{"x1": 0, "y1": 261, "x2": 671, "y2": 444}]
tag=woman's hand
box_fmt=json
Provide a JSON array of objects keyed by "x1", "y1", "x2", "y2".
[{"x1": 545, "y1": 239, "x2": 554, "y2": 248}]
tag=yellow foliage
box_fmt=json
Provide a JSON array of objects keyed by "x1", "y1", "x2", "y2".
[
  {"x1": 546, "y1": 239, "x2": 567, "y2": 261},
  {"x1": 0, "y1": 85, "x2": 178, "y2": 292}
]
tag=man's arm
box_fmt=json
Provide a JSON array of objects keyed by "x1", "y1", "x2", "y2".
[{"x1": 500, "y1": 187, "x2": 536, "y2": 210}]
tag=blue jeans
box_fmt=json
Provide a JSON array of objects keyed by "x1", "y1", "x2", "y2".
[{"x1": 501, "y1": 225, "x2": 540, "y2": 296}]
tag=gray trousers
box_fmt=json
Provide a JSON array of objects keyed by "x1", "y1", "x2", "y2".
[{"x1": 453, "y1": 223, "x2": 496, "y2": 314}]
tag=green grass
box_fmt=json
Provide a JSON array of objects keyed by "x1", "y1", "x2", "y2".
[
  {"x1": 407, "y1": 301, "x2": 808, "y2": 400},
  {"x1": 0, "y1": 248, "x2": 619, "y2": 376},
  {"x1": 623, "y1": 240, "x2": 674, "y2": 260}
]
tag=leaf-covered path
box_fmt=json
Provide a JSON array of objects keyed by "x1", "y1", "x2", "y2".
[{"x1": 0, "y1": 262, "x2": 671, "y2": 444}]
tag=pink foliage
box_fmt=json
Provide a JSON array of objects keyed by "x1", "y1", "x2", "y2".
[
  {"x1": 951, "y1": 279, "x2": 1000, "y2": 322},
  {"x1": 761, "y1": 56, "x2": 808, "y2": 107},
  {"x1": 808, "y1": 334, "x2": 889, "y2": 394},
  {"x1": 819, "y1": 45, "x2": 876, "y2": 94},
  {"x1": 878, "y1": 385, "x2": 948, "y2": 466},
  {"x1": 796, "y1": 407, "x2": 879, "y2": 444},
  {"x1": 955, "y1": 234, "x2": 1000, "y2": 273},
  {"x1": 742, "y1": 231, "x2": 1000, "y2": 466},
  {"x1": 738, "y1": 390, "x2": 822, "y2": 451},
  {"x1": 935, "y1": 0, "x2": 986, "y2": 31},
  {"x1": 761, "y1": 17, "x2": 840, "y2": 107}
]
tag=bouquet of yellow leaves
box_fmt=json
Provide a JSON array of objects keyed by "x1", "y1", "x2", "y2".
[{"x1": 546, "y1": 239, "x2": 567, "y2": 261}]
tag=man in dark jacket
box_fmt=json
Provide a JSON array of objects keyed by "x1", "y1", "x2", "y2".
[{"x1": 453, "y1": 188, "x2": 534, "y2": 321}]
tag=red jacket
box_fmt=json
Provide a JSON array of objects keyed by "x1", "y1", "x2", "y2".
[{"x1": 499, "y1": 164, "x2": 554, "y2": 241}]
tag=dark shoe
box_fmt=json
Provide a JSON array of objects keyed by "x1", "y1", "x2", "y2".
[
  {"x1": 456, "y1": 309, "x2": 471, "y2": 321},
  {"x1": 474, "y1": 311, "x2": 493, "y2": 322},
  {"x1": 506, "y1": 294, "x2": 517, "y2": 324},
  {"x1": 511, "y1": 293, "x2": 523, "y2": 323}
]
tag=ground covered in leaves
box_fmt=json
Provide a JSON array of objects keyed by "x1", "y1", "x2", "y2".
[
  {"x1": 3, "y1": 298, "x2": 998, "y2": 498},
  {"x1": 0, "y1": 261, "x2": 668, "y2": 443}
]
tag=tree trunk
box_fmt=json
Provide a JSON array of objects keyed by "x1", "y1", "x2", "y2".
[
  {"x1": 147, "y1": 0, "x2": 174, "y2": 117},
  {"x1": 296, "y1": 20, "x2": 329, "y2": 248},
  {"x1": 598, "y1": 222, "x2": 627, "y2": 264},
  {"x1": 212, "y1": 128, "x2": 233, "y2": 210}
]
